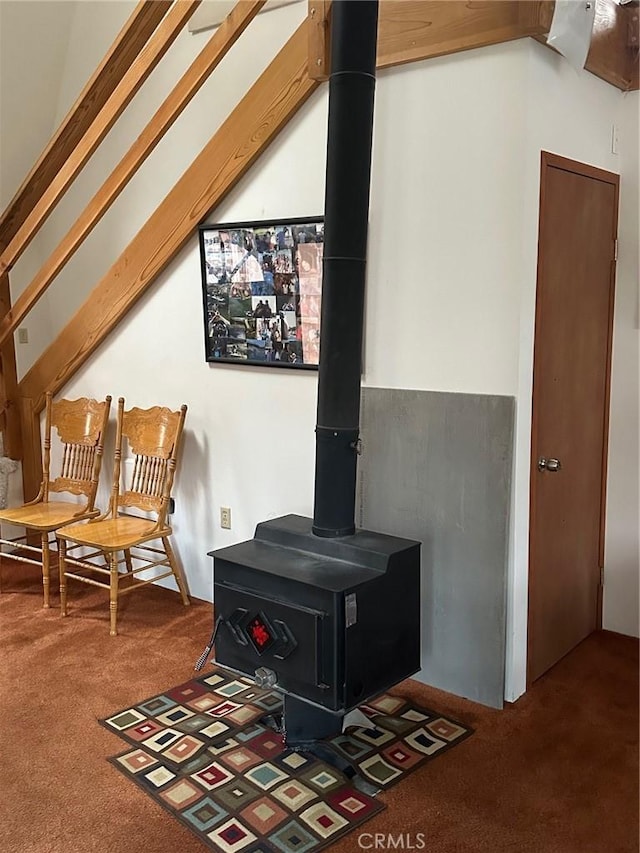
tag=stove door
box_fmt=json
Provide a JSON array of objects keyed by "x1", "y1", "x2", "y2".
[{"x1": 214, "y1": 582, "x2": 340, "y2": 709}]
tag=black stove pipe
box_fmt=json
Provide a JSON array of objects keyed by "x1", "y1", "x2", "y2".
[{"x1": 312, "y1": 0, "x2": 379, "y2": 538}]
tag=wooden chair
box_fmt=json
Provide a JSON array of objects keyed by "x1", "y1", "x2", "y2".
[
  {"x1": 0, "y1": 392, "x2": 111, "y2": 607},
  {"x1": 57, "y1": 398, "x2": 190, "y2": 635}
]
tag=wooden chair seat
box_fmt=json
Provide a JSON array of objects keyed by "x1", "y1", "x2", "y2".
[
  {"x1": 62, "y1": 516, "x2": 170, "y2": 550},
  {"x1": 0, "y1": 501, "x2": 98, "y2": 531}
]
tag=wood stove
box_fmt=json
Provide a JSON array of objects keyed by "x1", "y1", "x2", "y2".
[
  {"x1": 206, "y1": 0, "x2": 421, "y2": 746},
  {"x1": 211, "y1": 515, "x2": 420, "y2": 743}
]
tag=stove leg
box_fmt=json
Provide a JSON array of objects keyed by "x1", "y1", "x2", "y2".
[
  {"x1": 282, "y1": 694, "x2": 344, "y2": 747},
  {"x1": 284, "y1": 723, "x2": 383, "y2": 798}
]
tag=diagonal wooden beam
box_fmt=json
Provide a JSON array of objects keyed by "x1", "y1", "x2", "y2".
[
  {"x1": 0, "y1": 0, "x2": 265, "y2": 351},
  {"x1": 308, "y1": 0, "x2": 331, "y2": 81},
  {"x1": 0, "y1": 273, "x2": 21, "y2": 459},
  {"x1": 19, "y1": 20, "x2": 320, "y2": 413},
  {"x1": 0, "y1": 0, "x2": 172, "y2": 250},
  {"x1": 0, "y1": 0, "x2": 201, "y2": 278},
  {"x1": 18, "y1": 397, "x2": 42, "y2": 502}
]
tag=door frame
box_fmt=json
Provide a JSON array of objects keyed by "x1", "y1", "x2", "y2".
[{"x1": 527, "y1": 151, "x2": 620, "y2": 686}]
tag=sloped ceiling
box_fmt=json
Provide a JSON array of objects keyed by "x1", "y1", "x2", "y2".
[{"x1": 0, "y1": 0, "x2": 77, "y2": 208}]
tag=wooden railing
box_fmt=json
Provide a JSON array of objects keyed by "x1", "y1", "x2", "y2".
[{"x1": 0, "y1": 0, "x2": 637, "y2": 501}]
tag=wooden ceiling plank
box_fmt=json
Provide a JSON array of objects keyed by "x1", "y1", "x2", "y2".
[
  {"x1": 0, "y1": 0, "x2": 173, "y2": 249},
  {"x1": 531, "y1": 0, "x2": 637, "y2": 91},
  {"x1": 585, "y1": 0, "x2": 635, "y2": 90},
  {"x1": 0, "y1": 0, "x2": 265, "y2": 351},
  {"x1": 376, "y1": 0, "x2": 531, "y2": 70},
  {"x1": 19, "y1": 21, "x2": 319, "y2": 412},
  {"x1": 0, "y1": 0, "x2": 201, "y2": 278},
  {"x1": 376, "y1": 1, "x2": 634, "y2": 91}
]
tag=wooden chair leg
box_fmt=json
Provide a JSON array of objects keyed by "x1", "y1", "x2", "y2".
[
  {"x1": 124, "y1": 549, "x2": 133, "y2": 576},
  {"x1": 59, "y1": 537, "x2": 68, "y2": 616},
  {"x1": 109, "y1": 551, "x2": 119, "y2": 636},
  {"x1": 163, "y1": 536, "x2": 190, "y2": 606},
  {"x1": 41, "y1": 532, "x2": 50, "y2": 608}
]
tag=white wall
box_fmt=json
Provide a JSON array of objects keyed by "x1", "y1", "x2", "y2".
[
  {"x1": 1, "y1": 2, "x2": 637, "y2": 699},
  {"x1": 365, "y1": 44, "x2": 526, "y2": 395}
]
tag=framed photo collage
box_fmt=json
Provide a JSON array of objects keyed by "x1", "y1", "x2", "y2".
[{"x1": 198, "y1": 217, "x2": 324, "y2": 369}]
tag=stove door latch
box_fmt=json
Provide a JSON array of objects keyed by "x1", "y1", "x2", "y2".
[{"x1": 254, "y1": 667, "x2": 278, "y2": 688}]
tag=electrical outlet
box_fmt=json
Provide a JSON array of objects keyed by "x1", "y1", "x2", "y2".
[
  {"x1": 220, "y1": 506, "x2": 231, "y2": 529},
  {"x1": 17, "y1": 327, "x2": 28, "y2": 344}
]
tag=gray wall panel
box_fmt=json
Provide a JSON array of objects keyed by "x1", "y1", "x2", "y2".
[{"x1": 358, "y1": 388, "x2": 514, "y2": 708}]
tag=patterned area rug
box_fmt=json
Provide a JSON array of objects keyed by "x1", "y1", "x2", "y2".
[{"x1": 101, "y1": 668, "x2": 472, "y2": 853}]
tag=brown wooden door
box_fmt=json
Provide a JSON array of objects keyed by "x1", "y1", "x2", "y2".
[{"x1": 528, "y1": 152, "x2": 619, "y2": 684}]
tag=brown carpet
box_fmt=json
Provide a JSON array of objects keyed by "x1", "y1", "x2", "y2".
[{"x1": 0, "y1": 559, "x2": 637, "y2": 853}]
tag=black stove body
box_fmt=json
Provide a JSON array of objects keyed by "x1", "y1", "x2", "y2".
[{"x1": 211, "y1": 514, "x2": 420, "y2": 741}]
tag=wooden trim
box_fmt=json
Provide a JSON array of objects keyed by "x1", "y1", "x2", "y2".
[
  {"x1": 18, "y1": 397, "x2": 42, "y2": 502},
  {"x1": 0, "y1": 0, "x2": 200, "y2": 278},
  {"x1": 626, "y1": 4, "x2": 639, "y2": 91},
  {"x1": 0, "y1": 1, "x2": 172, "y2": 250},
  {"x1": 629, "y1": 55, "x2": 639, "y2": 92},
  {"x1": 597, "y1": 169, "x2": 619, "y2": 617},
  {"x1": 0, "y1": 0, "x2": 265, "y2": 351},
  {"x1": 0, "y1": 274, "x2": 21, "y2": 459},
  {"x1": 19, "y1": 21, "x2": 320, "y2": 413},
  {"x1": 527, "y1": 151, "x2": 620, "y2": 683},
  {"x1": 527, "y1": 151, "x2": 548, "y2": 688},
  {"x1": 376, "y1": 0, "x2": 543, "y2": 71},
  {"x1": 540, "y1": 150, "x2": 623, "y2": 186},
  {"x1": 308, "y1": 1, "x2": 331, "y2": 81}
]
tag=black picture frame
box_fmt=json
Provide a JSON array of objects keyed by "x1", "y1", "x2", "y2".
[{"x1": 198, "y1": 217, "x2": 324, "y2": 369}]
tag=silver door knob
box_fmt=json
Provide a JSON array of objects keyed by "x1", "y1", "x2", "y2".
[{"x1": 538, "y1": 457, "x2": 561, "y2": 472}]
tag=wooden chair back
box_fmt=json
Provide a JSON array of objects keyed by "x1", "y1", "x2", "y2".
[
  {"x1": 110, "y1": 398, "x2": 187, "y2": 525},
  {"x1": 44, "y1": 392, "x2": 112, "y2": 505}
]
